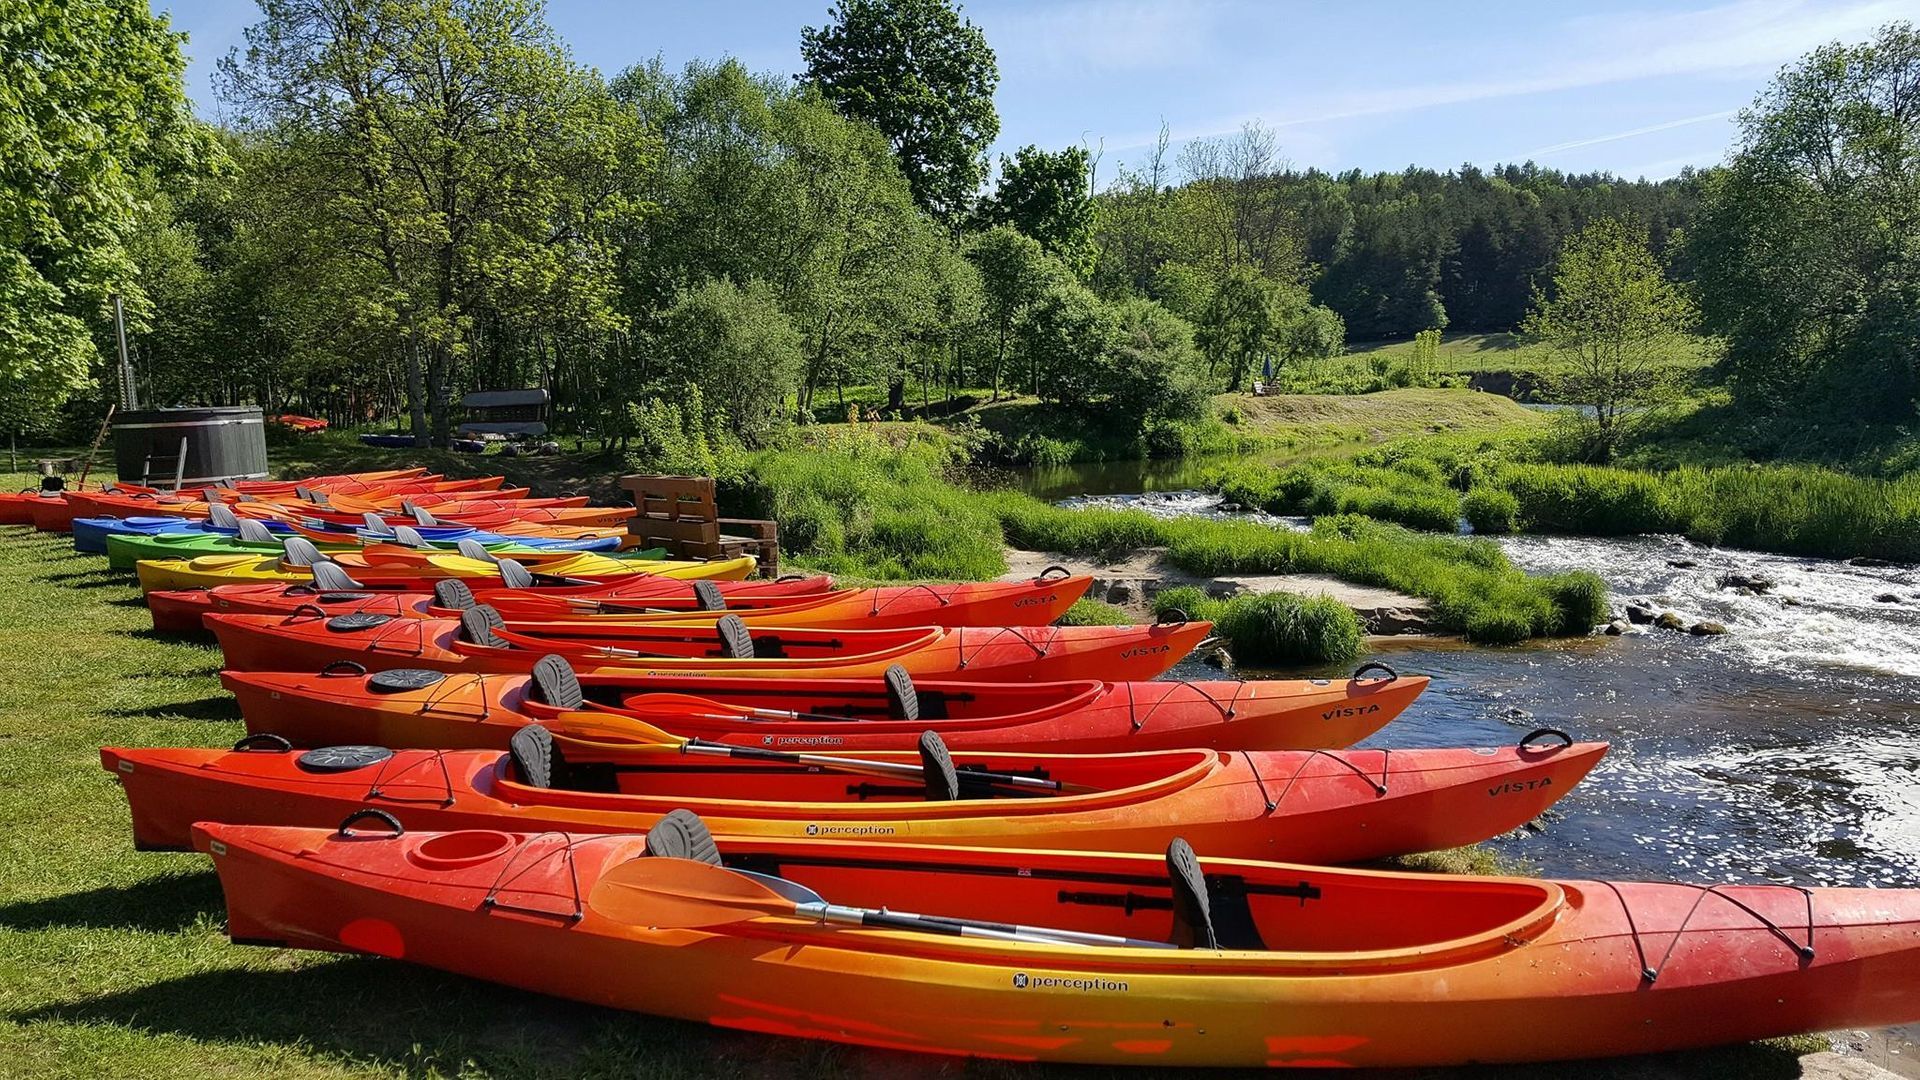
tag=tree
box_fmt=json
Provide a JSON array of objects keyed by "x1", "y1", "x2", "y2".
[
  {"x1": 979, "y1": 145, "x2": 1097, "y2": 275},
  {"x1": 1523, "y1": 218, "x2": 1699, "y2": 460},
  {"x1": 963, "y1": 226, "x2": 1051, "y2": 400},
  {"x1": 1691, "y1": 22, "x2": 1920, "y2": 421},
  {"x1": 1, "y1": 0, "x2": 213, "y2": 435},
  {"x1": 651, "y1": 279, "x2": 803, "y2": 444},
  {"x1": 221, "y1": 0, "x2": 646, "y2": 446},
  {"x1": 801, "y1": 0, "x2": 999, "y2": 226},
  {"x1": 1195, "y1": 267, "x2": 1276, "y2": 391}
]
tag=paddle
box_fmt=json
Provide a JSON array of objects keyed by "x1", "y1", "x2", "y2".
[
  {"x1": 619, "y1": 690, "x2": 886, "y2": 725},
  {"x1": 551, "y1": 711, "x2": 1089, "y2": 795},
  {"x1": 587, "y1": 856, "x2": 1174, "y2": 948}
]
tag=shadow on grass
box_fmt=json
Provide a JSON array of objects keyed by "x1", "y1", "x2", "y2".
[
  {"x1": 37, "y1": 570, "x2": 133, "y2": 589},
  {"x1": 107, "y1": 695, "x2": 240, "y2": 723},
  {"x1": 0, "y1": 871, "x2": 223, "y2": 934},
  {"x1": 115, "y1": 626, "x2": 223, "y2": 646}
]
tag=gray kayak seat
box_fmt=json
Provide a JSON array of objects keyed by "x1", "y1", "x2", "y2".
[
  {"x1": 391, "y1": 525, "x2": 429, "y2": 549},
  {"x1": 496, "y1": 558, "x2": 534, "y2": 589},
  {"x1": 715, "y1": 614, "x2": 754, "y2": 659},
  {"x1": 456, "y1": 538, "x2": 497, "y2": 562},
  {"x1": 884, "y1": 664, "x2": 919, "y2": 720},
  {"x1": 433, "y1": 578, "x2": 478, "y2": 610},
  {"x1": 509, "y1": 723, "x2": 558, "y2": 788},
  {"x1": 282, "y1": 536, "x2": 325, "y2": 567},
  {"x1": 206, "y1": 502, "x2": 241, "y2": 530},
  {"x1": 691, "y1": 580, "x2": 726, "y2": 611},
  {"x1": 201, "y1": 487, "x2": 225, "y2": 504},
  {"x1": 362, "y1": 512, "x2": 394, "y2": 535},
  {"x1": 458, "y1": 604, "x2": 509, "y2": 649},
  {"x1": 310, "y1": 561, "x2": 365, "y2": 590},
  {"x1": 1166, "y1": 837, "x2": 1218, "y2": 949},
  {"x1": 234, "y1": 518, "x2": 275, "y2": 543},
  {"x1": 530, "y1": 654, "x2": 583, "y2": 708},
  {"x1": 404, "y1": 502, "x2": 438, "y2": 526},
  {"x1": 643, "y1": 808, "x2": 721, "y2": 865},
  {"x1": 918, "y1": 731, "x2": 960, "y2": 801}
]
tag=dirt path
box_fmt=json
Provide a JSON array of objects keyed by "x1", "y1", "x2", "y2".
[{"x1": 1003, "y1": 546, "x2": 1434, "y2": 634}]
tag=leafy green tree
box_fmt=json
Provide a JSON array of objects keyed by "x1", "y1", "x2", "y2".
[
  {"x1": 1196, "y1": 268, "x2": 1276, "y2": 390},
  {"x1": 963, "y1": 225, "x2": 1051, "y2": 400},
  {"x1": 801, "y1": 0, "x2": 999, "y2": 226},
  {"x1": 979, "y1": 145, "x2": 1097, "y2": 275},
  {"x1": 1523, "y1": 218, "x2": 1699, "y2": 460},
  {"x1": 1691, "y1": 22, "x2": 1920, "y2": 421},
  {"x1": 222, "y1": 0, "x2": 647, "y2": 446},
  {"x1": 1103, "y1": 296, "x2": 1208, "y2": 424},
  {"x1": 0, "y1": 0, "x2": 213, "y2": 434},
  {"x1": 1012, "y1": 262, "x2": 1108, "y2": 403},
  {"x1": 651, "y1": 279, "x2": 804, "y2": 444}
]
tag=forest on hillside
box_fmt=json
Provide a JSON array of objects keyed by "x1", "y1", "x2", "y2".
[{"x1": 5, "y1": 1, "x2": 1917, "y2": 455}]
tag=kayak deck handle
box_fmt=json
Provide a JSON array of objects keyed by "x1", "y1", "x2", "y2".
[
  {"x1": 335, "y1": 808, "x2": 404, "y2": 838},
  {"x1": 1352, "y1": 661, "x2": 1398, "y2": 682},
  {"x1": 1519, "y1": 728, "x2": 1573, "y2": 750},
  {"x1": 232, "y1": 733, "x2": 293, "y2": 753}
]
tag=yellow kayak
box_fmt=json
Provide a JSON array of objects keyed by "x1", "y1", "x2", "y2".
[{"x1": 134, "y1": 551, "x2": 756, "y2": 593}]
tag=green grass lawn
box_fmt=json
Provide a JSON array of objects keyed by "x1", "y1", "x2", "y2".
[{"x1": 1343, "y1": 331, "x2": 1716, "y2": 377}]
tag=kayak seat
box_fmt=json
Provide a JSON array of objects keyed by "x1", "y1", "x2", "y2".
[
  {"x1": 497, "y1": 558, "x2": 535, "y2": 589},
  {"x1": 283, "y1": 536, "x2": 325, "y2": 567},
  {"x1": 434, "y1": 579, "x2": 478, "y2": 610},
  {"x1": 207, "y1": 503, "x2": 241, "y2": 529},
  {"x1": 918, "y1": 731, "x2": 959, "y2": 801},
  {"x1": 459, "y1": 605, "x2": 510, "y2": 650},
  {"x1": 362, "y1": 512, "x2": 392, "y2": 535},
  {"x1": 201, "y1": 486, "x2": 224, "y2": 504},
  {"x1": 509, "y1": 723, "x2": 561, "y2": 787},
  {"x1": 692, "y1": 580, "x2": 726, "y2": 611},
  {"x1": 407, "y1": 503, "x2": 439, "y2": 526},
  {"x1": 716, "y1": 615, "x2": 754, "y2": 660},
  {"x1": 643, "y1": 809, "x2": 721, "y2": 866},
  {"x1": 235, "y1": 518, "x2": 275, "y2": 543},
  {"x1": 457, "y1": 538, "x2": 496, "y2": 562},
  {"x1": 530, "y1": 654, "x2": 583, "y2": 709},
  {"x1": 884, "y1": 665, "x2": 919, "y2": 720},
  {"x1": 311, "y1": 561, "x2": 365, "y2": 591},
  {"x1": 1166, "y1": 838, "x2": 1218, "y2": 949},
  {"x1": 392, "y1": 525, "x2": 429, "y2": 549}
]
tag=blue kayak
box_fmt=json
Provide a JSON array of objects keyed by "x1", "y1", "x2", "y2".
[{"x1": 73, "y1": 513, "x2": 621, "y2": 555}]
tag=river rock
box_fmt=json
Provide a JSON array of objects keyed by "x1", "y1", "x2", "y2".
[
  {"x1": 1502, "y1": 707, "x2": 1533, "y2": 721},
  {"x1": 1655, "y1": 611, "x2": 1687, "y2": 631},
  {"x1": 1849, "y1": 556, "x2": 1901, "y2": 568},
  {"x1": 1605, "y1": 619, "x2": 1630, "y2": 636},
  {"x1": 1782, "y1": 596, "x2": 1803, "y2": 606},
  {"x1": 1689, "y1": 621, "x2": 1728, "y2": 636},
  {"x1": 1667, "y1": 558, "x2": 1697, "y2": 569},
  {"x1": 1874, "y1": 593, "x2": 1901, "y2": 604},
  {"x1": 1717, "y1": 572, "x2": 1774, "y2": 593},
  {"x1": 1200, "y1": 645, "x2": 1231, "y2": 671},
  {"x1": 1106, "y1": 580, "x2": 1139, "y2": 605},
  {"x1": 1626, "y1": 604, "x2": 1658, "y2": 624}
]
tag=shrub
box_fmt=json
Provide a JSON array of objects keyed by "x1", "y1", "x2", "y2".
[
  {"x1": 1211, "y1": 592, "x2": 1364, "y2": 666},
  {"x1": 1544, "y1": 571, "x2": 1610, "y2": 633},
  {"x1": 1151, "y1": 585, "x2": 1218, "y2": 623},
  {"x1": 1461, "y1": 486, "x2": 1520, "y2": 533}
]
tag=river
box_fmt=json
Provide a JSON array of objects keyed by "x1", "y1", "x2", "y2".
[{"x1": 1016, "y1": 475, "x2": 1920, "y2": 893}]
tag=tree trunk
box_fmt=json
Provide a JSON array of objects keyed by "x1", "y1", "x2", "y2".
[{"x1": 405, "y1": 336, "x2": 429, "y2": 447}]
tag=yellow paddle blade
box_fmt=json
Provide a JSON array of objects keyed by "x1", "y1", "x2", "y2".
[
  {"x1": 587, "y1": 856, "x2": 794, "y2": 928},
  {"x1": 548, "y1": 709, "x2": 685, "y2": 748}
]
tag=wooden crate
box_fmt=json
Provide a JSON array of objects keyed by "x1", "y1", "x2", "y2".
[{"x1": 619, "y1": 474, "x2": 779, "y2": 576}]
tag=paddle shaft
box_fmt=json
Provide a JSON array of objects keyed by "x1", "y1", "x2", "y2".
[{"x1": 681, "y1": 738, "x2": 1081, "y2": 793}]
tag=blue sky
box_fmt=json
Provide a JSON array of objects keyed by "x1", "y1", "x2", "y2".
[{"x1": 156, "y1": 0, "x2": 1920, "y2": 182}]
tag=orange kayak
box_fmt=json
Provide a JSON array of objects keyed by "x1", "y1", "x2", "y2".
[
  {"x1": 154, "y1": 573, "x2": 1092, "y2": 631},
  {"x1": 193, "y1": 819, "x2": 1920, "y2": 1067},
  {"x1": 205, "y1": 609, "x2": 1212, "y2": 681},
  {"x1": 218, "y1": 661, "x2": 1428, "y2": 754},
  {"x1": 105, "y1": 731, "x2": 1605, "y2": 860}
]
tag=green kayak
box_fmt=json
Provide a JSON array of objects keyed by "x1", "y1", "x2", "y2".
[{"x1": 104, "y1": 531, "x2": 667, "y2": 572}]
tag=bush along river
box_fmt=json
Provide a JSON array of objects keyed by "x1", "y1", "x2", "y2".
[{"x1": 1043, "y1": 484, "x2": 1920, "y2": 893}]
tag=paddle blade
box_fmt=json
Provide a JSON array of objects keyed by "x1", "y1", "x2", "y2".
[
  {"x1": 549, "y1": 709, "x2": 685, "y2": 748},
  {"x1": 587, "y1": 856, "x2": 795, "y2": 929},
  {"x1": 618, "y1": 692, "x2": 754, "y2": 718}
]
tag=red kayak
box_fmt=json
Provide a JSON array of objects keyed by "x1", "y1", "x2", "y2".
[
  {"x1": 219, "y1": 659, "x2": 1427, "y2": 753},
  {"x1": 104, "y1": 730, "x2": 1605, "y2": 862},
  {"x1": 205, "y1": 608, "x2": 1213, "y2": 681},
  {"x1": 150, "y1": 572, "x2": 1090, "y2": 633},
  {"x1": 190, "y1": 819, "x2": 1920, "y2": 1067},
  {"x1": 148, "y1": 572, "x2": 835, "y2": 633}
]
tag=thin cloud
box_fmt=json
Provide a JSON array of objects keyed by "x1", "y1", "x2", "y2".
[
  {"x1": 991, "y1": 0, "x2": 1234, "y2": 76},
  {"x1": 1524, "y1": 109, "x2": 1739, "y2": 158}
]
